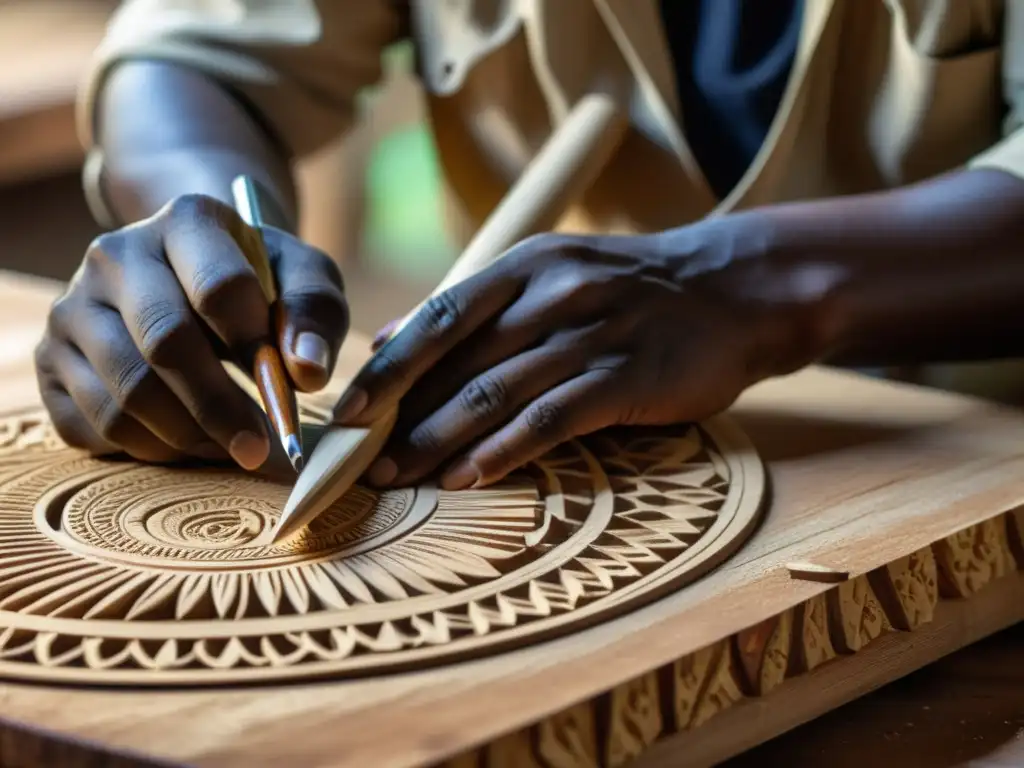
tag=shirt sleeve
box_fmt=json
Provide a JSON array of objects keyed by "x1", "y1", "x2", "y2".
[
  {"x1": 968, "y1": 0, "x2": 1024, "y2": 178},
  {"x1": 77, "y1": 0, "x2": 404, "y2": 222}
]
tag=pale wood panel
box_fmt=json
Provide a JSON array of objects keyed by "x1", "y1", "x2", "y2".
[{"x1": 0, "y1": 273, "x2": 1023, "y2": 767}]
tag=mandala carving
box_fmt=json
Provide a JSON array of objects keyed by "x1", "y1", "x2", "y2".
[{"x1": 0, "y1": 408, "x2": 764, "y2": 685}]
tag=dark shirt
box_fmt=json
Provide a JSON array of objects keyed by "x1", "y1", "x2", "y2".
[{"x1": 658, "y1": 0, "x2": 804, "y2": 199}]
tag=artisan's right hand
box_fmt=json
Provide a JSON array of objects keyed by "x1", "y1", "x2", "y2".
[{"x1": 34, "y1": 194, "x2": 348, "y2": 468}]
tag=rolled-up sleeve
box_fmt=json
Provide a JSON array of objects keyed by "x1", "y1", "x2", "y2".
[
  {"x1": 969, "y1": 0, "x2": 1024, "y2": 177},
  {"x1": 77, "y1": 0, "x2": 404, "y2": 223}
]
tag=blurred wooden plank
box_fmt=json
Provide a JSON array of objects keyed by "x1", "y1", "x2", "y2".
[{"x1": 0, "y1": 1, "x2": 116, "y2": 185}]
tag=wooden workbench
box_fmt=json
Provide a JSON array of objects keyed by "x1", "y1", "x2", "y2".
[{"x1": 0, "y1": 270, "x2": 1022, "y2": 768}]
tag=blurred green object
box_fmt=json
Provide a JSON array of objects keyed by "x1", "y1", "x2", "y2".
[
  {"x1": 360, "y1": 42, "x2": 455, "y2": 282},
  {"x1": 355, "y1": 42, "x2": 414, "y2": 113},
  {"x1": 363, "y1": 124, "x2": 455, "y2": 282}
]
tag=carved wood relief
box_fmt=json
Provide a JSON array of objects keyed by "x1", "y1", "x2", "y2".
[
  {"x1": 790, "y1": 592, "x2": 835, "y2": 674},
  {"x1": 605, "y1": 671, "x2": 662, "y2": 766},
  {"x1": 0, "y1": 410, "x2": 765, "y2": 685},
  {"x1": 827, "y1": 575, "x2": 892, "y2": 654},
  {"x1": 443, "y1": 511, "x2": 1024, "y2": 767},
  {"x1": 934, "y1": 517, "x2": 1017, "y2": 598},
  {"x1": 868, "y1": 546, "x2": 939, "y2": 631},
  {"x1": 536, "y1": 703, "x2": 599, "y2": 768}
]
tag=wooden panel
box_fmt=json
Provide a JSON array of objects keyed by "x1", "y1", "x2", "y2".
[
  {"x1": 731, "y1": 619, "x2": 1024, "y2": 767},
  {"x1": 631, "y1": 532, "x2": 1024, "y2": 768},
  {"x1": 1, "y1": 271, "x2": 1024, "y2": 767}
]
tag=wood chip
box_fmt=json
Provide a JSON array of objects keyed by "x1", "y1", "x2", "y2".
[{"x1": 785, "y1": 561, "x2": 851, "y2": 583}]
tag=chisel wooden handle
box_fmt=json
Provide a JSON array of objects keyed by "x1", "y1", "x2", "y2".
[
  {"x1": 272, "y1": 91, "x2": 630, "y2": 542},
  {"x1": 391, "y1": 90, "x2": 629, "y2": 336}
]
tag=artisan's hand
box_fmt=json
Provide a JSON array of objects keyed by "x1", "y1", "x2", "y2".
[
  {"x1": 335, "y1": 221, "x2": 819, "y2": 490},
  {"x1": 35, "y1": 194, "x2": 348, "y2": 468}
]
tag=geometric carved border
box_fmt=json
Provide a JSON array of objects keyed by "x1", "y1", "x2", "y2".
[
  {"x1": 0, "y1": 408, "x2": 765, "y2": 686},
  {"x1": 443, "y1": 510, "x2": 1023, "y2": 767}
]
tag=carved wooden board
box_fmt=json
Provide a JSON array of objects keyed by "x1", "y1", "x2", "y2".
[
  {"x1": 0, "y1": 406, "x2": 764, "y2": 685},
  {"x1": 5, "y1": 273, "x2": 1024, "y2": 768}
]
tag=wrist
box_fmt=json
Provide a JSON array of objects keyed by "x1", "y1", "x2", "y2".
[
  {"x1": 93, "y1": 61, "x2": 298, "y2": 231},
  {"x1": 656, "y1": 211, "x2": 848, "y2": 380},
  {"x1": 739, "y1": 209, "x2": 851, "y2": 372},
  {"x1": 99, "y1": 150, "x2": 298, "y2": 232}
]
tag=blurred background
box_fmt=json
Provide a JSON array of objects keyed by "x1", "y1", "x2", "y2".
[
  {"x1": 6, "y1": 0, "x2": 1024, "y2": 400},
  {"x1": 0, "y1": 0, "x2": 459, "y2": 339}
]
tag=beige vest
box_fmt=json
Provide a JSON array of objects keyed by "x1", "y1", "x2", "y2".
[{"x1": 79, "y1": 0, "x2": 1024, "y2": 400}]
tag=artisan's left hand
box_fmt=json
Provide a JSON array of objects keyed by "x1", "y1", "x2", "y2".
[{"x1": 335, "y1": 223, "x2": 818, "y2": 490}]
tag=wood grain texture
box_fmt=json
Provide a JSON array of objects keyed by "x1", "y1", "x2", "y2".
[
  {"x1": 1, "y1": 271, "x2": 1024, "y2": 767},
  {"x1": 731, "y1": 619, "x2": 1024, "y2": 767},
  {"x1": 633, "y1": 544, "x2": 1024, "y2": 768},
  {"x1": 252, "y1": 342, "x2": 301, "y2": 450},
  {"x1": 0, "y1": 411, "x2": 763, "y2": 686},
  {"x1": 443, "y1": 512, "x2": 1024, "y2": 766}
]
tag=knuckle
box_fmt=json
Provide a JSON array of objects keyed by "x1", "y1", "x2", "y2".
[
  {"x1": 166, "y1": 193, "x2": 218, "y2": 225},
  {"x1": 283, "y1": 284, "x2": 348, "y2": 325},
  {"x1": 515, "y1": 233, "x2": 554, "y2": 255},
  {"x1": 406, "y1": 422, "x2": 445, "y2": 455},
  {"x1": 510, "y1": 233, "x2": 572, "y2": 266},
  {"x1": 134, "y1": 300, "x2": 193, "y2": 365},
  {"x1": 189, "y1": 392, "x2": 237, "y2": 433},
  {"x1": 556, "y1": 275, "x2": 592, "y2": 304},
  {"x1": 49, "y1": 414, "x2": 90, "y2": 451},
  {"x1": 296, "y1": 246, "x2": 345, "y2": 292},
  {"x1": 364, "y1": 349, "x2": 400, "y2": 381},
  {"x1": 90, "y1": 395, "x2": 129, "y2": 444},
  {"x1": 525, "y1": 400, "x2": 567, "y2": 440},
  {"x1": 417, "y1": 292, "x2": 461, "y2": 337},
  {"x1": 481, "y1": 438, "x2": 515, "y2": 473},
  {"x1": 84, "y1": 231, "x2": 128, "y2": 274},
  {"x1": 459, "y1": 375, "x2": 507, "y2": 418},
  {"x1": 45, "y1": 294, "x2": 77, "y2": 339},
  {"x1": 34, "y1": 340, "x2": 61, "y2": 384},
  {"x1": 189, "y1": 261, "x2": 260, "y2": 316},
  {"x1": 55, "y1": 426, "x2": 88, "y2": 451},
  {"x1": 108, "y1": 354, "x2": 154, "y2": 410},
  {"x1": 33, "y1": 339, "x2": 51, "y2": 373},
  {"x1": 321, "y1": 252, "x2": 345, "y2": 292}
]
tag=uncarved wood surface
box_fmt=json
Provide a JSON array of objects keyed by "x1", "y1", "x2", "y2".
[{"x1": 1, "y1": 271, "x2": 1024, "y2": 767}]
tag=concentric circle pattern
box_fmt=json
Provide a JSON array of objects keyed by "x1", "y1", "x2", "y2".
[{"x1": 0, "y1": 409, "x2": 764, "y2": 685}]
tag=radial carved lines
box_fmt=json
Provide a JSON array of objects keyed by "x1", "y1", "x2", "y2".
[{"x1": 0, "y1": 413, "x2": 764, "y2": 684}]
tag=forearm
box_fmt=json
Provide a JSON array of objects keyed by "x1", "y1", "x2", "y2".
[
  {"x1": 733, "y1": 168, "x2": 1024, "y2": 367},
  {"x1": 95, "y1": 61, "x2": 298, "y2": 231}
]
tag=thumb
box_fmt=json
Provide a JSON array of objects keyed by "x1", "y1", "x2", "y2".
[{"x1": 269, "y1": 233, "x2": 349, "y2": 392}]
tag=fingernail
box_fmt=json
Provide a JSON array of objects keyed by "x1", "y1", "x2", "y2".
[
  {"x1": 229, "y1": 430, "x2": 270, "y2": 470},
  {"x1": 441, "y1": 459, "x2": 479, "y2": 491},
  {"x1": 367, "y1": 457, "x2": 398, "y2": 487},
  {"x1": 333, "y1": 387, "x2": 368, "y2": 423},
  {"x1": 294, "y1": 332, "x2": 330, "y2": 372}
]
